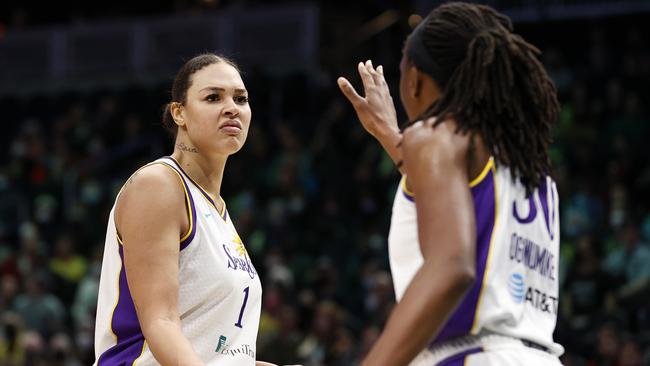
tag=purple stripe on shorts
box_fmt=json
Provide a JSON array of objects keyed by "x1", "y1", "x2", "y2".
[
  {"x1": 435, "y1": 347, "x2": 483, "y2": 366},
  {"x1": 97, "y1": 246, "x2": 145, "y2": 365},
  {"x1": 430, "y1": 168, "x2": 496, "y2": 345}
]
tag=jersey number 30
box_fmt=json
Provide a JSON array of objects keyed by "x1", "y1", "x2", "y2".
[{"x1": 512, "y1": 177, "x2": 557, "y2": 240}]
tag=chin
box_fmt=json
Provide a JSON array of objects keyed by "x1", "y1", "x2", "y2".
[{"x1": 219, "y1": 139, "x2": 245, "y2": 155}]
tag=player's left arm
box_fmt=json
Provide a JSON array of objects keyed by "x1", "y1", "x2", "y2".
[
  {"x1": 361, "y1": 119, "x2": 477, "y2": 366},
  {"x1": 338, "y1": 60, "x2": 403, "y2": 170},
  {"x1": 255, "y1": 361, "x2": 278, "y2": 366}
]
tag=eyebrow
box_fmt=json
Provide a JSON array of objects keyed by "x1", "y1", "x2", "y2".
[{"x1": 199, "y1": 86, "x2": 248, "y2": 93}]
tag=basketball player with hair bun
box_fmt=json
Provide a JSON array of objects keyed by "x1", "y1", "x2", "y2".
[
  {"x1": 339, "y1": 3, "x2": 563, "y2": 365},
  {"x1": 94, "y1": 53, "x2": 279, "y2": 366}
]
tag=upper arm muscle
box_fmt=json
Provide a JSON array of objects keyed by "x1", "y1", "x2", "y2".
[
  {"x1": 402, "y1": 120, "x2": 476, "y2": 265},
  {"x1": 115, "y1": 164, "x2": 188, "y2": 328}
]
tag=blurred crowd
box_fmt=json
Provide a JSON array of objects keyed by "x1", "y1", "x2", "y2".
[{"x1": 1, "y1": 7, "x2": 650, "y2": 366}]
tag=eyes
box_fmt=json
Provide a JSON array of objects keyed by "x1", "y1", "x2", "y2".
[{"x1": 205, "y1": 93, "x2": 249, "y2": 105}]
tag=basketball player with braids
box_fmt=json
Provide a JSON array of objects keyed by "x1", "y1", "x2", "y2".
[
  {"x1": 339, "y1": 3, "x2": 563, "y2": 365},
  {"x1": 94, "y1": 54, "x2": 278, "y2": 366}
]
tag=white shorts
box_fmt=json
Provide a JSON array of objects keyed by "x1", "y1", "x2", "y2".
[{"x1": 410, "y1": 333, "x2": 563, "y2": 366}]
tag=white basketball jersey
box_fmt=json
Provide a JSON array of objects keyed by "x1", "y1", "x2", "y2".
[
  {"x1": 388, "y1": 157, "x2": 564, "y2": 364},
  {"x1": 94, "y1": 157, "x2": 262, "y2": 366}
]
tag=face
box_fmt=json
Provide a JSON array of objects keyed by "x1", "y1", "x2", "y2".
[
  {"x1": 175, "y1": 62, "x2": 251, "y2": 156},
  {"x1": 398, "y1": 38, "x2": 443, "y2": 122},
  {"x1": 399, "y1": 51, "x2": 419, "y2": 122}
]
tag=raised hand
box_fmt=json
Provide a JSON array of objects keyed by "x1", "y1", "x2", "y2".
[{"x1": 338, "y1": 60, "x2": 402, "y2": 166}]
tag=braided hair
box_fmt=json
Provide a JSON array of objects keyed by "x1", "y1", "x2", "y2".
[{"x1": 405, "y1": 2, "x2": 559, "y2": 195}]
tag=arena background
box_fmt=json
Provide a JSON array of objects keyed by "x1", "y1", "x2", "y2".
[{"x1": 1, "y1": 0, "x2": 649, "y2": 365}]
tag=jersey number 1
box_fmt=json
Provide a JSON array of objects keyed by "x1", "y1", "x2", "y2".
[{"x1": 235, "y1": 286, "x2": 250, "y2": 328}]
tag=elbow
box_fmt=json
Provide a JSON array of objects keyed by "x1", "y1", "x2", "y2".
[
  {"x1": 455, "y1": 266, "x2": 476, "y2": 290},
  {"x1": 448, "y1": 260, "x2": 476, "y2": 295},
  {"x1": 140, "y1": 314, "x2": 181, "y2": 338}
]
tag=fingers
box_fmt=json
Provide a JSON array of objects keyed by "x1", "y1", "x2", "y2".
[
  {"x1": 339, "y1": 60, "x2": 386, "y2": 107},
  {"x1": 370, "y1": 62, "x2": 385, "y2": 87},
  {"x1": 359, "y1": 60, "x2": 388, "y2": 92},
  {"x1": 337, "y1": 77, "x2": 364, "y2": 107},
  {"x1": 358, "y1": 61, "x2": 376, "y2": 92}
]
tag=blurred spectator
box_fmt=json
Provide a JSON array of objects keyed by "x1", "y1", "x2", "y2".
[
  {"x1": 618, "y1": 338, "x2": 643, "y2": 366},
  {"x1": 563, "y1": 236, "x2": 615, "y2": 334},
  {"x1": 0, "y1": 313, "x2": 26, "y2": 365},
  {"x1": 1, "y1": 222, "x2": 49, "y2": 284},
  {"x1": 12, "y1": 275, "x2": 66, "y2": 338},
  {"x1": 49, "y1": 233, "x2": 87, "y2": 307},
  {"x1": 70, "y1": 245, "x2": 102, "y2": 364},
  {"x1": 0, "y1": 275, "x2": 19, "y2": 314},
  {"x1": 603, "y1": 222, "x2": 650, "y2": 287},
  {"x1": 590, "y1": 323, "x2": 622, "y2": 366}
]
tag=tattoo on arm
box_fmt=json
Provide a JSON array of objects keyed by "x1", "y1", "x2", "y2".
[
  {"x1": 177, "y1": 142, "x2": 199, "y2": 153},
  {"x1": 127, "y1": 172, "x2": 139, "y2": 185}
]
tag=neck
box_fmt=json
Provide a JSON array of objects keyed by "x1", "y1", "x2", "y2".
[
  {"x1": 171, "y1": 145, "x2": 227, "y2": 200},
  {"x1": 411, "y1": 72, "x2": 441, "y2": 121},
  {"x1": 409, "y1": 98, "x2": 438, "y2": 122}
]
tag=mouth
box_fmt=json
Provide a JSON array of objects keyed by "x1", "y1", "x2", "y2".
[{"x1": 219, "y1": 120, "x2": 242, "y2": 134}]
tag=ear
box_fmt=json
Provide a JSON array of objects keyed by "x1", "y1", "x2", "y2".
[
  {"x1": 170, "y1": 102, "x2": 185, "y2": 127},
  {"x1": 406, "y1": 64, "x2": 425, "y2": 99},
  {"x1": 419, "y1": 72, "x2": 443, "y2": 103}
]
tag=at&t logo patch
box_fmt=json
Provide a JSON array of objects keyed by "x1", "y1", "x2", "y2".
[{"x1": 508, "y1": 273, "x2": 525, "y2": 303}]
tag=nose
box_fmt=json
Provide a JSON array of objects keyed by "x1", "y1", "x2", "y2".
[{"x1": 223, "y1": 97, "x2": 240, "y2": 118}]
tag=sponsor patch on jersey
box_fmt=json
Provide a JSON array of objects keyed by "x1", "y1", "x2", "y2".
[
  {"x1": 215, "y1": 335, "x2": 227, "y2": 352},
  {"x1": 216, "y1": 342, "x2": 256, "y2": 359},
  {"x1": 508, "y1": 273, "x2": 526, "y2": 303},
  {"x1": 507, "y1": 272, "x2": 558, "y2": 315}
]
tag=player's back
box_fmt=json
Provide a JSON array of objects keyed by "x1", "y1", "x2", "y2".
[{"x1": 389, "y1": 157, "x2": 563, "y2": 364}]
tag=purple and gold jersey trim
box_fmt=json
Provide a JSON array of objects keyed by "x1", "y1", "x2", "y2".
[
  {"x1": 429, "y1": 158, "x2": 498, "y2": 345},
  {"x1": 97, "y1": 246, "x2": 148, "y2": 366},
  {"x1": 158, "y1": 161, "x2": 198, "y2": 250},
  {"x1": 401, "y1": 176, "x2": 415, "y2": 202},
  {"x1": 400, "y1": 157, "x2": 494, "y2": 203},
  {"x1": 469, "y1": 158, "x2": 494, "y2": 188},
  {"x1": 114, "y1": 162, "x2": 197, "y2": 250},
  {"x1": 167, "y1": 156, "x2": 228, "y2": 221}
]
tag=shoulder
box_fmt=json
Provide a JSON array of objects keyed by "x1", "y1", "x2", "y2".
[
  {"x1": 116, "y1": 163, "x2": 187, "y2": 219},
  {"x1": 120, "y1": 163, "x2": 185, "y2": 198},
  {"x1": 402, "y1": 117, "x2": 471, "y2": 163}
]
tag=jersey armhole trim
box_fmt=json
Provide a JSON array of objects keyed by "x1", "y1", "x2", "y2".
[
  {"x1": 114, "y1": 161, "x2": 196, "y2": 248},
  {"x1": 469, "y1": 157, "x2": 494, "y2": 188},
  {"x1": 401, "y1": 175, "x2": 415, "y2": 202}
]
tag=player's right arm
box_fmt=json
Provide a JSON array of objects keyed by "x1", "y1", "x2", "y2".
[{"x1": 115, "y1": 164, "x2": 204, "y2": 366}]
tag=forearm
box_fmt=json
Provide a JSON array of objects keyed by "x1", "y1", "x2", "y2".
[
  {"x1": 362, "y1": 260, "x2": 474, "y2": 366},
  {"x1": 374, "y1": 127, "x2": 403, "y2": 171},
  {"x1": 143, "y1": 318, "x2": 204, "y2": 366},
  {"x1": 255, "y1": 362, "x2": 279, "y2": 366}
]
